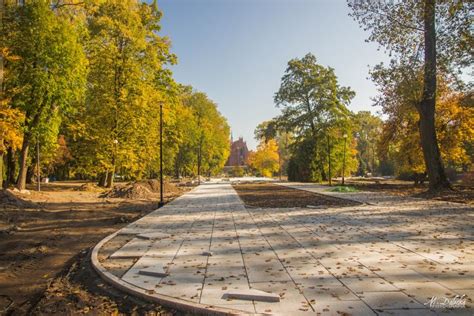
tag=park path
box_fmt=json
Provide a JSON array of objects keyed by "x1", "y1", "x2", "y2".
[{"x1": 92, "y1": 182, "x2": 473, "y2": 315}]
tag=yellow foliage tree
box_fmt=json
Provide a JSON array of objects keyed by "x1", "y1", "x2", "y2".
[
  {"x1": 0, "y1": 48, "x2": 24, "y2": 187},
  {"x1": 0, "y1": 98, "x2": 24, "y2": 187},
  {"x1": 436, "y1": 91, "x2": 474, "y2": 169},
  {"x1": 377, "y1": 71, "x2": 473, "y2": 175},
  {"x1": 248, "y1": 139, "x2": 280, "y2": 178}
]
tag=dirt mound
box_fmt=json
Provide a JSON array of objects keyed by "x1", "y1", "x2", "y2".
[
  {"x1": 75, "y1": 182, "x2": 104, "y2": 192},
  {"x1": 102, "y1": 180, "x2": 183, "y2": 199},
  {"x1": 0, "y1": 189, "x2": 36, "y2": 208},
  {"x1": 102, "y1": 183, "x2": 153, "y2": 199}
]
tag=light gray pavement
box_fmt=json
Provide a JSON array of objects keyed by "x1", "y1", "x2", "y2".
[{"x1": 92, "y1": 182, "x2": 473, "y2": 315}]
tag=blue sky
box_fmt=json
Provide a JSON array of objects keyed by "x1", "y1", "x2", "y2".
[{"x1": 157, "y1": 0, "x2": 389, "y2": 149}]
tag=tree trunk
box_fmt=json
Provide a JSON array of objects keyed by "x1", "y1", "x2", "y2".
[
  {"x1": 326, "y1": 135, "x2": 331, "y2": 185},
  {"x1": 106, "y1": 167, "x2": 114, "y2": 188},
  {"x1": 417, "y1": 0, "x2": 451, "y2": 190},
  {"x1": 98, "y1": 172, "x2": 107, "y2": 187},
  {"x1": 16, "y1": 137, "x2": 30, "y2": 190},
  {"x1": 197, "y1": 148, "x2": 201, "y2": 184},
  {"x1": 26, "y1": 164, "x2": 34, "y2": 184},
  {"x1": 0, "y1": 152, "x2": 4, "y2": 189},
  {"x1": 6, "y1": 147, "x2": 16, "y2": 187}
]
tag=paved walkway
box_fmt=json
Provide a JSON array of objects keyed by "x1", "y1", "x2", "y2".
[{"x1": 92, "y1": 182, "x2": 473, "y2": 315}]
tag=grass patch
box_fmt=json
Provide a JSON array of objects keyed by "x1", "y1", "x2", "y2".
[{"x1": 329, "y1": 186, "x2": 358, "y2": 192}]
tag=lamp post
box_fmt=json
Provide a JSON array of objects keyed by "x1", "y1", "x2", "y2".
[
  {"x1": 342, "y1": 133, "x2": 348, "y2": 185},
  {"x1": 158, "y1": 101, "x2": 164, "y2": 208}
]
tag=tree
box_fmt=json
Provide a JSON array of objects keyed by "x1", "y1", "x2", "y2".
[
  {"x1": 255, "y1": 120, "x2": 293, "y2": 179},
  {"x1": 274, "y1": 53, "x2": 357, "y2": 182},
  {"x1": 248, "y1": 139, "x2": 280, "y2": 178},
  {"x1": 374, "y1": 65, "x2": 474, "y2": 176},
  {"x1": 349, "y1": 0, "x2": 473, "y2": 189},
  {"x1": 1, "y1": 0, "x2": 231, "y2": 189},
  {"x1": 3, "y1": 1, "x2": 87, "y2": 190},
  {"x1": 0, "y1": 98, "x2": 24, "y2": 187},
  {"x1": 74, "y1": 0, "x2": 175, "y2": 187},
  {"x1": 0, "y1": 49, "x2": 23, "y2": 188},
  {"x1": 181, "y1": 90, "x2": 230, "y2": 178},
  {"x1": 354, "y1": 111, "x2": 383, "y2": 176}
]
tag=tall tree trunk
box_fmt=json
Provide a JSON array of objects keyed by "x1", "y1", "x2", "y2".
[
  {"x1": 6, "y1": 147, "x2": 16, "y2": 187},
  {"x1": 106, "y1": 166, "x2": 114, "y2": 188},
  {"x1": 197, "y1": 146, "x2": 201, "y2": 183},
  {"x1": 417, "y1": 0, "x2": 451, "y2": 190},
  {"x1": 0, "y1": 152, "x2": 4, "y2": 189},
  {"x1": 16, "y1": 137, "x2": 30, "y2": 190},
  {"x1": 26, "y1": 164, "x2": 34, "y2": 184},
  {"x1": 98, "y1": 172, "x2": 107, "y2": 187}
]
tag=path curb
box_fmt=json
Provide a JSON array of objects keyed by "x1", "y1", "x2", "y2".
[{"x1": 90, "y1": 185, "x2": 252, "y2": 316}]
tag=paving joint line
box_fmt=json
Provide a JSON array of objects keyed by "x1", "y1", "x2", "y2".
[
  {"x1": 258, "y1": 208, "x2": 379, "y2": 314},
  {"x1": 198, "y1": 208, "x2": 217, "y2": 303},
  {"x1": 244, "y1": 207, "x2": 316, "y2": 312}
]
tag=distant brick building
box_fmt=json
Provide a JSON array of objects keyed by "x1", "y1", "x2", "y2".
[{"x1": 226, "y1": 136, "x2": 249, "y2": 166}]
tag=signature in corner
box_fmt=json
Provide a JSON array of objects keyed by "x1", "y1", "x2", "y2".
[{"x1": 424, "y1": 295, "x2": 467, "y2": 309}]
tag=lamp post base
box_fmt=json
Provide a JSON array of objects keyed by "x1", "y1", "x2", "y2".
[{"x1": 158, "y1": 201, "x2": 165, "y2": 208}]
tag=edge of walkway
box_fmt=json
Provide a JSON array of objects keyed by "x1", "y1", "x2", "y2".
[
  {"x1": 90, "y1": 185, "x2": 252, "y2": 316},
  {"x1": 276, "y1": 181, "x2": 469, "y2": 207},
  {"x1": 274, "y1": 182, "x2": 372, "y2": 205}
]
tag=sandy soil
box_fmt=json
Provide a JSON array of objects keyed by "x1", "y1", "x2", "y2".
[
  {"x1": 233, "y1": 183, "x2": 359, "y2": 208},
  {"x1": 0, "y1": 181, "x2": 190, "y2": 315}
]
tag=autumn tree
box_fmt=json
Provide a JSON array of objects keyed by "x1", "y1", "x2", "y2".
[
  {"x1": 0, "y1": 47, "x2": 23, "y2": 187},
  {"x1": 0, "y1": 98, "x2": 24, "y2": 187},
  {"x1": 3, "y1": 0, "x2": 87, "y2": 190},
  {"x1": 349, "y1": 0, "x2": 472, "y2": 190},
  {"x1": 255, "y1": 120, "x2": 293, "y2": 179},
  {"x1": 374, "y1": 64, "x2": 474, "y2": 176},
  {"x1": 72, "y1": 0, "x2": 175, "y2": 187},
  {"x1": 0, "y1": 0, "x2": 231, "y2": 190},
  {"x1": 248, "y1": 139, "x2": 280, "y2": 178},
  {"x1": 181, "y1": 90, "x2": 230, "y2": 178}
]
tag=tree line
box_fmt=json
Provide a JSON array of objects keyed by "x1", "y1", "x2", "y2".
[
  {"x1": 0, "y1": 0, "x2": 230, "y2": 189},
  {"x1": 250, "y1": 1, "x2": 472, "y2": 189}
]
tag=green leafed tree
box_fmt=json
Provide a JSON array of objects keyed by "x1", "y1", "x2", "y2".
[
  {"x1": 72, "y1": 0, "x2": 175, "y2": 187},
  {"x1": 274, "y1": 53, "x2": 357, "y2": 182},
  {"x1": 3, "y1": 0, "x2": 87, "y2": 190},
  {"x1": 181, "y1": 89, "x2": 230, "y2": 178},
  {"x1": 354, "y1": 111, "x2": 383, "y2": 176}
]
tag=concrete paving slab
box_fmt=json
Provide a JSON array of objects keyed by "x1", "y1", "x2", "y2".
[
  {"x1": 310, "y1": 300, "x2": 376, "y2": 315},
  {"x1": 251, "y1": 281, "x2": 313, "y2": 314},
  {"x1": 137, "y1": 232, "x2": 170, "y2": 240},
  {"x1": 110, "y1": 238, "x2": 153, "y2": 259},
  {"x1": 139, "y1": 264, "x2": 169, "y2": 278},
  {"x1": 92, "y1": 182, "x2": 473, "y2": 315},
  {"x1": 339, "y1": 276, "x2": 399, "y2": 293},
  {"x1": 359, "y1": 291, "x2": 426, "y2": 309},
  {"x1": 222, "y1": 289, "x2": 280, "y2": 302}
]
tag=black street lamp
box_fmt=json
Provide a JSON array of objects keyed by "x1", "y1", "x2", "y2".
[
  {"x1": 342, "y1": 133, "x2": 348, "y2": 185},
  {"x1": 158, "y1": 101, "x2": 164, "y2": 208}
]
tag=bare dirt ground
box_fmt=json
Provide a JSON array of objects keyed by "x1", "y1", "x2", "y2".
[
  {"x1": 0, "y1": 181, "x2": 191, "y2": 315},
  {"x1": 340, "y1": 178, "x2": 474, "y2": 205},
  {"x1": 233, "y1": 182, "x2": 360, "y2": 208}
]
